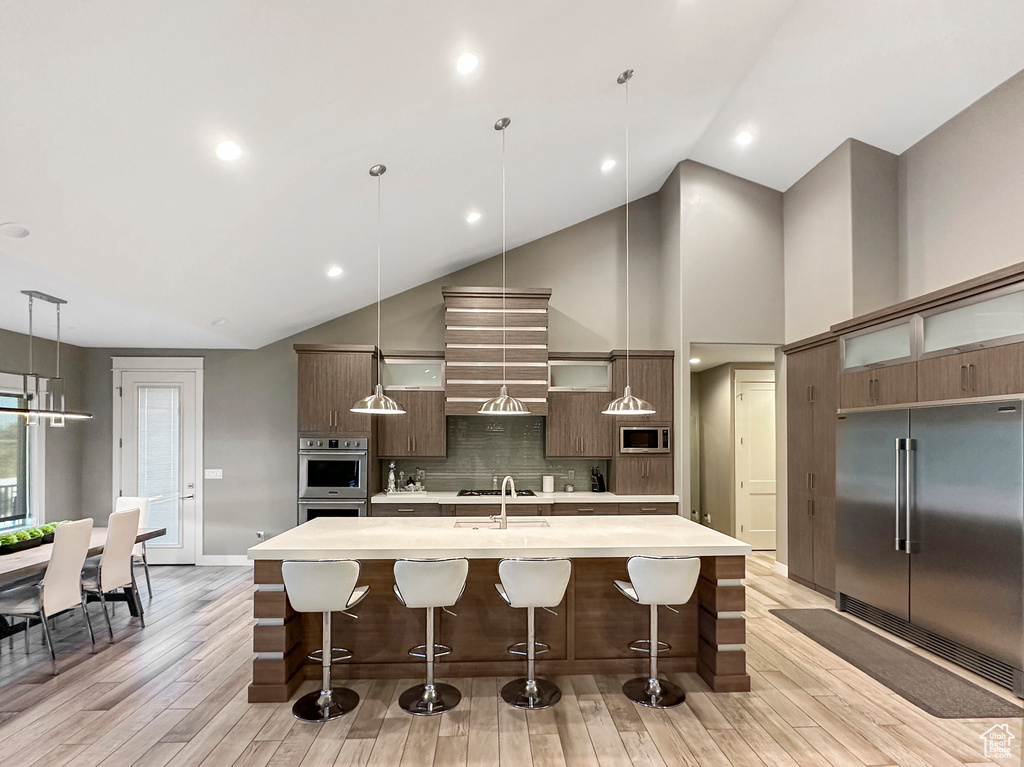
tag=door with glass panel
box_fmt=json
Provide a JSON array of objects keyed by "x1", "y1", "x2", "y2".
[{"x1": 116, "y1": 368, "x2": 200, "y2": 564}]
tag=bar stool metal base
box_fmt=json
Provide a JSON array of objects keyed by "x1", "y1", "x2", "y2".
[
  {"x1": 399, "y1": 682, "x2": 462, "y2": 716},
  {"x1": 501, "y1": 677, "x2": 561, "y2": 710},
  {"x1": 292, "y1": 687, "x2": 360, "y2": 722},
  {"x1": 622, "y1": 676, "x2": 686, "y2": 709}
]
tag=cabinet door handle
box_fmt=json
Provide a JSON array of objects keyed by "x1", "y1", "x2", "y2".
[
  {"x1": 959, "y1": 365, "x2": 968, "y2": 392},
  {"x1": 810, "y1": 473, "x2": 815, "y2": 491},
  {"x1": 397, "y1": 508, "x2": 416, "y2": 513},
  {"x1": 639, "y1": 507, "x2": 658, "y2": 512},
  {"x1": 806, "y1": 472, "x2": 812, "y2": 491},
  {"x1": 807, "y1": 499, "x2": 814, "y2": 518},
  {"x1": 969, "y1": 364, "x2": 976, "y2": 392},
  {"x1": 578, "y1": 508, "x2": 595, "y2": 513}
]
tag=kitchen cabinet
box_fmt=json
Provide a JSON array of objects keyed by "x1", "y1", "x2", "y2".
[
  {"x1": 609, "y1": 455, "x2": 673, "y2": 496},
  {"x1": 296, "y1": 346, "x2": 375, "y2": 435},
  {"x1": 370, "y1": 503, "x2": 444, "y2": 517},
  {"x1": 545, "y1": 392, "x2": 614, "y2": 458},
  {"x1": 551, "y1": 502, "x2": 619, "y2": 516},
  {"x1": 610, "y1": 352, "x2": 674, "y2": 422},
  {"x1": 840, "y1": 362, "x2": 917, "y2": 409},
  {"x1": 916, "y1": 344, "x2": 1024, "y2": 402},
  {"x1": 785, "y1": 341, "x2": 838, "y2": 595},
  {"x1": 618, "y1": 502, "x2": 677, "y2": 515},
  {"x1": 454, "y1": 504, "x2": 542, "y2": 516},
  {"x1": 376, "y1": 390, "x2": 446, "y2": 458}
]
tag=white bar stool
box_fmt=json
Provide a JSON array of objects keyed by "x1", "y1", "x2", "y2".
[
  {"x1": 495, "y1": 557, "x2": 571, "y2": 709},
  {"x1": 393, "y1": 557, "x2": 469, "y2": 715},
  {"x1": 614, "y1": 555, "x2": 700, "y2": 708},
  {"x1": 281, "y1": 559, "x2": 369, "y2": 722}
]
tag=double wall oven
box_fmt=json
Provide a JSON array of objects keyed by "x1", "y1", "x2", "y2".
[{"x1": 297, "y1": 436, "x2": 368, "y2": 523}]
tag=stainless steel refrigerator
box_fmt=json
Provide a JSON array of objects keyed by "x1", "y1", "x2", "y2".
[{"x1": 836, "y1": 401, "x2": 1024, "y2": 694}]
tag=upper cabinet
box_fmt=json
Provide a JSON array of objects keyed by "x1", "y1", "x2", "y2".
[
  {"x1": 920, "y1": 287, "x2": 1024, "y2": 356},
  {"x1": 610, "y1": 351, "x2": 674, "y2": 422},
  {"x1": 548, "y1": 360, "x2": 611, "y2": 391},
  {"x1": 295, "y1": 345, "x2": 376, "y2": 435},
  {"x1": 381, "y1": 357, "x2": 445, "y2": 390},
  {"x1": 377, "y1": 390, "x2": 447, "y2": 458},
  {"x1": 841, "y1": 319, "x2": 915, "y2": 372},
  {"x1": 545, "y1": 391, "x2": 614, "y2": 458}
]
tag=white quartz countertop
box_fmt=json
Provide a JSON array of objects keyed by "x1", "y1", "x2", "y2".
[
  {"x1": 248, "y1": 515, "x2": 749, "y2": 560},
  {"x1": 370, "y1": 490, "x2": 680, "y2": 505}
]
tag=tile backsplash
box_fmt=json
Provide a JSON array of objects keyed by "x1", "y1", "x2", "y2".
[{"x1": 385, "y1": 416, "x2": 606, "y2": 493}]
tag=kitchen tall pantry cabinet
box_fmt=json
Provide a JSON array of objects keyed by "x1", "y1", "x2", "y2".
[{"x1": 785, "y1": 339, "x2": 838, "y2": 595}]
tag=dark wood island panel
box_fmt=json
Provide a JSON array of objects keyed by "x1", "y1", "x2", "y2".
[{"x1": 248, "y1": 555, "x2": 749, "y2": 702}]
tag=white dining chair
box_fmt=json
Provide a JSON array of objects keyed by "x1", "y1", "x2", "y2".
[
  {"x1": 116, "y1": 496, "x2": 152, "y2": 598},
  {"x1": 0, "y1": 518, "x2": 96, "y2": 674},
  {"x1": 82, "y1": 508, "x2": 144, "y2": 642}
]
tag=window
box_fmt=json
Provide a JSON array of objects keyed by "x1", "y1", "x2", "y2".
[{"x1": 0, "y1": 393, "x2": 29, "y2": 527}]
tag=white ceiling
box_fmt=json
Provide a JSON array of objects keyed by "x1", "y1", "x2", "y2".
[
  {"x1": 688, "y1": 344, "x2": 778, "y2": 373},
  {"x1": 2, "y1": 1, "x2": 1024, "y2": 349}
]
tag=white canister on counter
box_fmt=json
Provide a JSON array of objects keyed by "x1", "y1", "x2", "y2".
[{"x1": 542, "y1": 475, "x2": 555, "y2": 494}]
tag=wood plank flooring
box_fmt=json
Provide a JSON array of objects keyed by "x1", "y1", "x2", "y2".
[{"x1": 0, "y1": 554, "x2": 1019, "y2": 766}]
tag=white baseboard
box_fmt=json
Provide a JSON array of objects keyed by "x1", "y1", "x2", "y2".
[
  {"x1": 196, "y1": 555, "x2": 252, "y2": 566},
  {"x1": 773, "y1": 560, "x2": 788, "y2": 577}
]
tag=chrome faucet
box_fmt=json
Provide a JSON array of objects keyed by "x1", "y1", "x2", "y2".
[{"x1": 491, "y1": 475, "x2": 515, "y2": 529}]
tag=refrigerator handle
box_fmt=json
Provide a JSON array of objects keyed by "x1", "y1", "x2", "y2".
[
  {"x1": 905, "y1": 438, "x2": 916, "y2": 554},
  {"x1": 895, "y1": 438, "x2": 906, "y2": 551}
]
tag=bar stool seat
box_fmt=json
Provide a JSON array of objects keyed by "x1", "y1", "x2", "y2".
[
  {"x1": 393, "y1": 557, "x2": 469, "y2": 716},
  {"x1": 614, "y1": 555, "x2": 700, "y2": 709},
  {"x1": 495, "y1": 557, "x2": 572, "y2": 710},
  {"x1": 282, "y1": 560, "x2": 368, "y2": 723}
]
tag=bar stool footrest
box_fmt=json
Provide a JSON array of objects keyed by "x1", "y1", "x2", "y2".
[
  {"x1": 407, "y1": 643, "x2": 453, "y2": 659},
  {"x1": 307, "y1": 647, "x2": 354, "y2": 663},
  {"x1": 627, "y1": 638, "x2": 671, "y2": 654},
  {"x1": 507, "y1": 640, "x2": 550, "y2": 657}
]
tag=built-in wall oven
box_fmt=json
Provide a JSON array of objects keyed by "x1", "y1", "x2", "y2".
[
  {"x1": 298, "y1": 437, "x2": 368, "y2": 500},
  {"x1": 619, "y1": 426, "x2": 671, "y2": 454},
  {"x1": 298, "y1": 499, "x2": 367, "y2": 524}
]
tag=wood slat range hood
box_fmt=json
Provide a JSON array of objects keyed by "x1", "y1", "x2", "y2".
[{"x1": 442, "y1": 286, "x2": 552, "y2": 415}]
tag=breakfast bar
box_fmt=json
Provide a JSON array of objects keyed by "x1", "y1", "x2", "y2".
[{"x1": 247, "y1": 515, "x2": 751, "y2": 703}]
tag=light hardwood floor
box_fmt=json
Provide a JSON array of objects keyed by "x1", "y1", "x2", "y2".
[{"x1": 0, "y1": 554, "x2": 1019, "y2": 766}]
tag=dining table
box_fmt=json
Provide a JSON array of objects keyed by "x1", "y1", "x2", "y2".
[{"x1": 0, "y1": 526, "x2": 167, "y2": 640}]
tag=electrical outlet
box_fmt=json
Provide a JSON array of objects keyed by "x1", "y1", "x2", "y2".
[
  {"x1": 256, "y1": 531, "x2": 265, "y2": 542},
  {"x1": 204, "y1": 469, "x2": 223, "y2": 479},
  {"x1": 568, "y1": 469, "x2": 575, "y2": 480}
]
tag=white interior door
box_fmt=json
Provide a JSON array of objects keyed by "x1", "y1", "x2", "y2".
[
  {"x1": 114, "y1": 360, "x2": 203, "y2": 564},
  {"x1": 735, "y1": 371, "x2": 776, "y2": 549}
]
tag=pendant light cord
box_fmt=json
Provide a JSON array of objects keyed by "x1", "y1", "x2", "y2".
[
  {"x1": 501, "y1": 124, "x2": 507, "y2": 386},
  {"x1": 624, "y1": 75, "x2": 630, "y2": 389},
  {"x1": 377, "y1": 172, "x2": 382, "y2": 374}
]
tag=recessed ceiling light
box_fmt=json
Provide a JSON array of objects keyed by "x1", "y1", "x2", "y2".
[
  {"x1": 600, "y1": 158, "x2": 616, "y2": 173},
  {"x1": 0, "y1": 222, "x2": 30, "y2": 239},
  {"x1": 327, "y1": 266, "x2": 343, "y2": 278},
  {"x1": 465, "y1": 211, "x2": 482, "y2": 223},
  {"x1": 211, "y1": 317, "x2": 228, "y2": 326},
  {"x1": 456, "y1": 52, "x2": 479, "y2": 75},
  {"x1": 689, "y1": 357, "x2": 701, "y2": 365},
  {"x1": 215, "y1": 140, "x2": 243, "y2": 161},
  {"x1": 735, "y1": 130, "x2": 754, "y2": 147}
]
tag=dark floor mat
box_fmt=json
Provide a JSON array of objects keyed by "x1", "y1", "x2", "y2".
[{"x1": 769, "y1": 608, "x2": 1023, "y2": 719}]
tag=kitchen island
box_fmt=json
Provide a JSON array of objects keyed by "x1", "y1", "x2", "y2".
[{"x1": 247, "y1": 515, "x2": 751, "y2": 703}]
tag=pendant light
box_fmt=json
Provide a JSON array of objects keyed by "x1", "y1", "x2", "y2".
[
  {"x1": 0, "y1": 291, "x2": 93, "y2": 424},
  {"x1": 350, "y1": 164, "x2": 406, "y2": 416},
  {"x1": 478, "y1": 117, "x2": 531, "y2": 416},
  {"x1": 603, "y1": 69, "x2": 655, "y2": 416}
]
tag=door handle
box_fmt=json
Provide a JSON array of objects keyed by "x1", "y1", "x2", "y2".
[
  {"x1": 968, "y1": 364, "x2": 976, "y2": 392},
  {"x1": 895, "y1": 438, "x2": 905, "y2": 551},
  {"x1": 959, "y1": 365, "x2": 968, "y2": 392},
  {"x1": 905, "y1": 438, "x2": 915, "y2": 554},
  {"x1": 807, "y1": 499, "x2": 813, "y2": 518}
]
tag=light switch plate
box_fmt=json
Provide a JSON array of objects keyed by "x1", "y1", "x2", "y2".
[{"x1": 204, "y1": 469, "x2": 223, "y2": 479}]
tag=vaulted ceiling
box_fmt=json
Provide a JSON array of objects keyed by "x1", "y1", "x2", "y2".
[{"x1": 3, "y1": 1, "x2": 1023, "y2": 348}]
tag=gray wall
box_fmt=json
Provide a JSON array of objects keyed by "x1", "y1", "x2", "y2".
[
  {"x1": 696, "y1": 364, "x2": 733, "y2": 537},
  {"x1": 850, "y1": 140, "x2": 899, "y2": 317},
  {"x1": 899, "y1": 68, "x2": 1024, "y2": 300},
  {"x1": 0, "y1": 327, "x2": 86, "y2": 522}
]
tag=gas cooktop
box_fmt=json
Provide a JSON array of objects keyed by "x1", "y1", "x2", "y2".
[{"x1": 456, "y1": 489, "x2": 537, "y2": 497}]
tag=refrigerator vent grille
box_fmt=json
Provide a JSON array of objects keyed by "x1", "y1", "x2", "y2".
[{"x1": 842, "y1": 596, "x2": 1016, "y2": 691}]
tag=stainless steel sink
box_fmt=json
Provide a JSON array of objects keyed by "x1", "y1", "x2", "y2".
[{"x1": 453, "y1": 517, "x2": 550, "y2": 529}]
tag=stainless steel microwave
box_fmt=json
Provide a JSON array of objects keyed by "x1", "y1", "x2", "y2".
[{"x1": 619, "y1": 426, "x2": 671, "y2": 454}]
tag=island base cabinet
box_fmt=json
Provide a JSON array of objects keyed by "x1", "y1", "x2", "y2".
[{"x1": 248, "y1": 556, "x2": 750, "y2": 701}]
